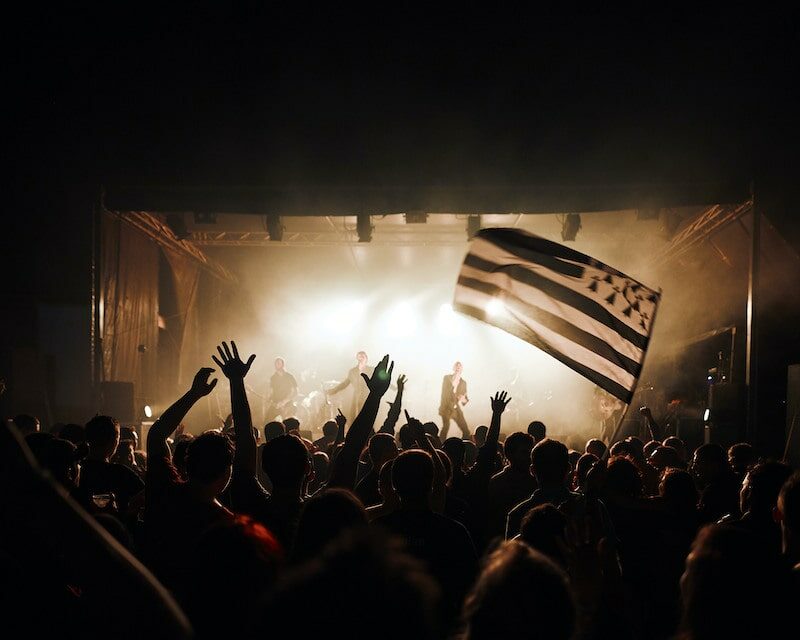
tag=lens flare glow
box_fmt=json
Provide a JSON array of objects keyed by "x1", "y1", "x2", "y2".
[{"x1": 486, "y1": 298, "x2": 506, "y2": 317}]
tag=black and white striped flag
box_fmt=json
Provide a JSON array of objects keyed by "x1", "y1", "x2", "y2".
[{"x1": 454, "y1": 228, "x2": 661, "y2": 404}]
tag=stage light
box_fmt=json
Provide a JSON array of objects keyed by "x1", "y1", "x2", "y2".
[
  {"x1": 266, "y1": 214, "x2": 284, "y2": 241},
  {"x1": 486, "y1": 299, "x2": 506, "y2": 317},
  {"x1": 467, "y1": 215, "x2": 481, "y2": 239},
  {"x1": 703, "y1": 408, "x2": 710, "y2": 422},
  {"x1": 144, "y1": 405, "x2": 153, "y2": 418},
  {"x1": 561, "y1": 213, "x2": 581, "y2": 242},
  {"x1": 357, "y1": 214, "x2": 373, "y2": 242}
]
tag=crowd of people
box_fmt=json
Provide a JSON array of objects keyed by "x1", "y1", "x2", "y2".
[{"x1": 2, "y1": 340, "x2": 798, "y2": 639}]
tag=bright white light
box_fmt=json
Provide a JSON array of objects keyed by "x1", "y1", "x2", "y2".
[
  {"x1": 312, "y1": 299, "x2": 366, "y2": 338},
  {"x1": 386, "y1": 302, "x2": 418, "y2": 338},
  {"x1": 703, "y1": 408, "x2": 710, "y2": 422},
  {"x1": 486, "y1": 298, "x2": 506, "y2": 318},
  {"x1": 144, "y1": 405, "x2": 153, "y2": 418}
]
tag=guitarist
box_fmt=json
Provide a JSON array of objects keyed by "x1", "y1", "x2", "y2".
[
  {"x1": 265, "y1": 357, "x2": 298, "y2": 421},
  {"x1": 439, "y1": 361, "x2": 470, "y2": 439}
]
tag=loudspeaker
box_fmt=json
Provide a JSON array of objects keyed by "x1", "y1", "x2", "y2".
[
  {"x1": 99, "y1": 381, "x2": 135, "y2": 423},
  {"x1": 708, "y1": 382, "x2": 746, "y2": 448},
  {"x1": 786, "y1": 365, "x2": 800, "y2": 467}
]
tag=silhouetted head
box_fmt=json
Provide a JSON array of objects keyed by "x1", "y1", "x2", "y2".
[
  {"x1": 727, "y1": 442, "x2": 757, "y2": 477},
  {"x1": 463, "y1": 541, "x2": 574, "y2": 640},
  {"x1": 692, "y1": 443, "x2": 729, "y2": 485},
  {"x1": 57, "y1": 423, "x2": 85, "y2": 445},
  {"x1": 680, "y1": 524, "x2": 792, "y2": 639},
  {"x1": 264, "y1": 421, "x2": 285, "y2": 442},
  {"x1": 274, "y1": 357, "x2": 285, "y2": 372},
  {"x1": 173, "y1": 437, "x2": 192, "y2": 479},
  {"x1": 643, "y1": 440, "x2": 660, "y2": 459},
  {"x1": 261, "y1": 434, "x2": 310, "y2": 490},
  {"x1": 663, "y1": 436, "x2": 687, "y2": 462},
  {"x1": 609, "y1": 440, "x2": 634, "y2": 458},
  {"x1": 369, "y1": 433, "x2": 398, "y2": 467},
  {"x1": 574, "y1": 453, "x2": 598, "y2": 489},
  {"x1": 397, "y1": 423, "x2": 415, "y2": 450},
  {"x1": 623, "y1": 436, "x2": 644, "y2": 462},
  {"x1": 649, "y1": 445, "x2": 682, "y2": 471},
  {"x1": 292, "y1": 488, "x2": 368, "y2": 563},
  {"x1": 258, "y1": 529, "x2": 439, "y2": 640},
  {"x1": 13, "y1": 414, "x2": 40, "y2": 435},
  {"x1": 312, "y1": 451, "x2": 330, "y2": 485},
  {"x1": 442, "y1": 437, "x2": 465, "y2": 471},
  {"x1": 473, "y1": 425, "x2": 488, "y2": 447},
  {"x1": 283, "y1": 417, "x2": 300, "y2": 433},
  {"x1": 530, "y1": 438, "x2": 570, "y2": 487},
  {"x1": 740, "y1": 461, "x2": 792, "y2": 517},
  {"x1": 378, "y1": 458, "x2": 397, "y2": 505},
  {"x1": 185, "y1": 515, "x2": 283, "y2": 637},
  {"x1": 659, "y1": 467, "x2": 698, "y2": 513},
  {"x1": 504, "y1": 432, "x2": 534, "y2": 469},
  {"x1": 392, "y1": 450, "x2": 433, "y2": 505},
  {"x1": 119, "y1": 426, "x2": 139, "y2": 449},
  {"x1": 527, "y1": 421, "x2": 546, "y2": 443},
  {"x1": 585, "y1": 438, "x2": 606, "y2": 459},
  {"x1": 605, "y1": 456, "x2": 642, "y2": 499},
  {"x1": 321, "y1": 420, "x2": 338, "y2": 440},
  {"x1": 85, "y1": 415, "x2": 120, "y2": 460},
  {"x1": 463, "y1": 440, "x2": 478, "y2": 467},
  {"x1": 519, "y1": 504, "x2": 568, "y2": 569},
  {"x1": 186, "y1": 432, "x2": 235, "y2": 495},
  {"x1": 422, "y1": 421, "x2": 439, "y2": 437}
]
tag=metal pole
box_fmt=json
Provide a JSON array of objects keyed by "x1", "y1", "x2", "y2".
[{"x1": 745, "y1": 190, "x2": 760, "y2": 443}]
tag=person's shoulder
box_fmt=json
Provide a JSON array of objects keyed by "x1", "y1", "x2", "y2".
[{"x1": 508, "y1": 495, "x2": 534, "y2": 515}]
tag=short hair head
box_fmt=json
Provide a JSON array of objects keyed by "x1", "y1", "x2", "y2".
[
  {"x1": 322, "y1": 420, "x2": 338, "y2": 439},
  {"x1": 503, "y1": 432, "x2": 534, "y2": 468},
  {"x1": 264, "y1": 421, "x2": 285, "y2": 442},
  {"x1": 85, "y1": 415, "x2": 120, "y2": 456},
  {"x1": 530, "y1": 438, "x2": 570, "y2": 485},
  {"x1": 186, "y1": 432, "x2": 235, "y2": 484},
  {"x1": 392, "y1": 450, "x2": 434, "y2": 502},
  {"x1": 527, "y1": 421, "x2": 546, "y2": 443},
  {"x1": 261, "y1": 434, "x2": 310, "y2": 489}
]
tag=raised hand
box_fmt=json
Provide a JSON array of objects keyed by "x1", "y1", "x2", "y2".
[
  {"x1": 361, "y1": 354, "x2": 394, "y2": 396},
  {"x1": 396, "y1": 374, "x2": 407, "y2": 393},
  {"x1": 490, "y1": 390, "x2": 511, "y2": 413},
  {"x1": 211, "y1": 341, "x2": 256, "y2": 380},
  {"x1": 403, "y1": 409, "x2": 426, "y2": 441},
  {"x1": 335, "y1": 409, "x2": 347, "y2": 429},
  {"x1": 190, "y1": 367, "x2": 218, "y2": 398}
]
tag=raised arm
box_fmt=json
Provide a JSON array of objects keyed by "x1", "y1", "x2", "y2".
[
  {"x1": 379, "y1": 374, "x2": 406, "y2": 435},
  {"x1": 328, "y1": 354, "x2": 394, "y2": 489},
  {"x1": 212, "y1": 341, "x2": 257, "y2": 478},
  {"x1": 474, "y1": 391, "x2": 511, "y2": 474},
  {"x1": 147, "y1": 368, "x2": 218, "y2": 461},
  {"x1": 328, "y1": 374, "x2": 351, "y2": 396},
  {"x1": 639, "y1": 406, "x2": 663, "y2": 442}
]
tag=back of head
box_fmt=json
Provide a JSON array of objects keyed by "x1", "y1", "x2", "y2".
[
  {"x1": 575, "y1": 453, "x2": 598, "y2": 486},
  {"x1": 643, "y1": 440, "x2": 660, "y2": 459},
  {"x1": 649, "y1": 445, "x2": 681, "y2": 471},
  {"x1": 392, "y1": 450, "x2": 434, "y2": 502},
  {"x1": 585, "y1": 438, "x2": 607, "y2": 459},
  {"x1": 261, "y1": 434, "x2": 309, "y2": 489},
  {"x1": 623, "y1": 436, "x2": 644, "y2": 462},
  {"x1": 474, "y1": 425, "x2": 488, "y2": 446},
  {"x1": 283, "y1": 417, "x2": 300, "y2": 433},
  {"x1": 609, "y1": 440, "x2": 634, "y2": 458},
  {"x1": 463, "y1": 541, "x2": 574, "y2": 640},
  {"x1": 463, "y1": 441, "x2": 478, "y2": 467},
  {"x1": 84, "y1": 415, "x2": 119, "y2": 456},
  {"x1": 681, "y1": 524, "x2": 791, "y2": 639},
  {"x1": 369, "y1": 433, "x2": 398, "y2": 466},
  {"x1": 398, "y1": 423, "x2": 416, "y2": 450},
  {"x1": 530, "y1": 438, "x2": 569, "y2": 486},
  {"x1": 13, "y1": 414, "x2": 40, "y2": 435},
  {"x1": 605, "y1": 456, "x2": 642, "y2": 498},
  {"x1": 57, "y1": 423, "x2": 85, "y2": 445},
  {"x1": 322, "y1": 420, "x2": 338, "y2": 439},
  {"x1": 292, "y1": 488, "x2": 368, "y2": 563},
  {"x1": 659, "y1": 467, "x2": 698, "y2": 512},
  {"x1": 264, "y1": 421, "x2": 285, "y2": 442},
  {"x1": 259, "y1": 529, "x2": 439, "y2": 640},
  {"x1": 663, "y1": 436, "x2": 687, "y2": 461},
  {"x1": 186, "y1": 432, "x2": 234, "y2": 484},
  {"x1": 503, "y1": 432, "x2": 534, "y2": 468},
  {"x1": 519, "y1": 504, "x2": 568, "y2": 569},
  {"x1": 185, "y1": 515, "x2": 283, "y2": 637},
  {"x1": 527, "y1": 420, "x2": 546, "y2": 443},
  {"x1": 422, "y1": 422, "x2": 439, "y2": 437},
  {"x1": 742, "y1": 461, "x2": 792, "y2": 515},
  {"x1": 442, "y1": 437, "x2": 465, "y2": 470}
]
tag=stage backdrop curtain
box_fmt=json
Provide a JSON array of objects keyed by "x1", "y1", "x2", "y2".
[
  {"x1": 100, "y1": 211, "x2": 159, "y2": 404},
  {"x1": 162, "y1": 247, "x2": 202, "y2": 392}
]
